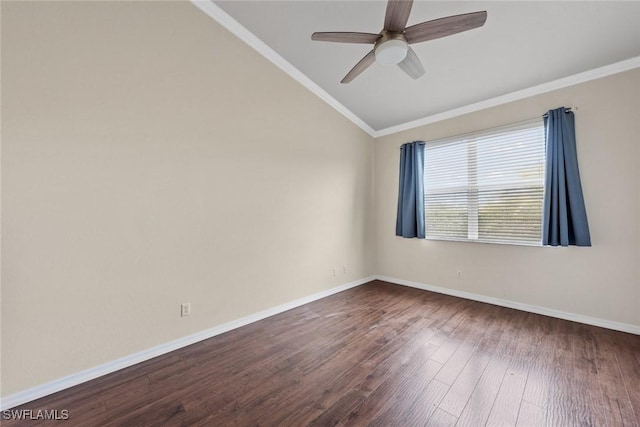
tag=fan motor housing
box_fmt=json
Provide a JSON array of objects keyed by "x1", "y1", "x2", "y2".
[{"x1": 374, "y1": 31, "x2": 409, "y2": 65}]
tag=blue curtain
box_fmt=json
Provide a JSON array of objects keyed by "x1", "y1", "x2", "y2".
[
  {"x1": 396, "y1": 141, "x2": 425, "y2": 238},
  {"x1": 542, "y1": 107, "x2": 591, "y2": 246}
]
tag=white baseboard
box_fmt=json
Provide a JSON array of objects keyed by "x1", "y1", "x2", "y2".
[
  {"x1": 5, "y1": 274, "x2": 637, "y2": 410},
  {"x1": 0, "y1": 276, "x2": 374, "y2": 411},
  {"x1": 376, "y1": 275, "x2": 640, "y2": 336}
]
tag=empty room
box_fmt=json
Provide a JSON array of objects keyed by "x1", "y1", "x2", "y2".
[{"x1": 1, "y1": 0, "x2": 639, "y2": 425}]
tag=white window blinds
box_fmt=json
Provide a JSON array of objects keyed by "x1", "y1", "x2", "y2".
[{"x1": 423, "y1": 119, "x2": 546, "y2": 245}]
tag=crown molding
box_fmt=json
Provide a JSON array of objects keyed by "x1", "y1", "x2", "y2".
[
  {"x1": 373, "y1": 55, "x2": 640, "y2": 137},
  {"x1": 191, "y1": 1, "x2": 640, "y2": 140},
  {"x1": 190, "y1": 0, "x2": 377, "y2": 137}
]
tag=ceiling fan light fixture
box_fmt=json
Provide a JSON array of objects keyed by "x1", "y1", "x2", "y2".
[
  {"x1": 311, "y1": 1, "x2": 488, "y2": 83},
  {"x1": 374, "y1": 39, "x2": 408, "y2": 65}
]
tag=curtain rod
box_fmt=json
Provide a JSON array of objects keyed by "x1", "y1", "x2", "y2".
[
  {"x1": 542, "y1": 107, "x2": 576, "y2": 118},
  {"x1": 396, "y1": 108, "x2": 576, "y2": 149}
]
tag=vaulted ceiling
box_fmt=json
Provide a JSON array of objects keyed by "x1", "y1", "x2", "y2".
[{"x1": 198, "y1": 1, "x2": 640, "y2": 135}]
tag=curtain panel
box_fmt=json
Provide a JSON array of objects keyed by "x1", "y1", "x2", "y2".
[
  {"x1": 542, "y1": 107, "x2": 591, "y2": 246},
  {"x1": 396, "y1": 141, "x2": 426, "y2": 238}
]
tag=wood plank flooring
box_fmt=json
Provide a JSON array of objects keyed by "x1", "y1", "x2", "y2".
[{"x1": 4, "y1": 280, "x2": 640, "y2": 426}]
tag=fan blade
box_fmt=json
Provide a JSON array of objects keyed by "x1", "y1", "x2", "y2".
[
  {"x1": 384, "y1": 0, "x2": 413, "y2": 33},
  {"x1": 398, "y1": 47, "x2": 425, "y2": 79},
  {"x1": 405, "y1": 11, "x2": 487, "y2": 44},
  {"x1": 341, "y1": 50, "x2": 376, "y2": 84},
  {"x1": 311, "y1": 32, "x2": 380, "y2": 44}
]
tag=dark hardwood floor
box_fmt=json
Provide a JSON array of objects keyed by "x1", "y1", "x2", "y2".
[{"x1": 4, "y1": 280, "x2": 640, "y2": 426}]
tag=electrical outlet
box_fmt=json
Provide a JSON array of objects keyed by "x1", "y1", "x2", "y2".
[
  {"x1": 181, "y1": 303, "x2": 191, "y2": 317},
  {"x1": 333, "y1": 268, "x2": 337, "y2": 277},
  {"x1": 343, "y1": 265, "x2": 347, "y2": 274},
  {"x1": 456, "y1": 269, "x2": 463, "y2": 279}
]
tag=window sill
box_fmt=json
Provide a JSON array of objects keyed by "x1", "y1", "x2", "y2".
[{"x1": 424, "y1": 236, "x2": 542, "y2": 247}]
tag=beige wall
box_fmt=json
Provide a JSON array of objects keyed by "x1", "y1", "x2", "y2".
[
  {"x1": 2, "y1": 0, "x2": 639, "y2": 402},
  {"x1": 1, "y1": 1, "x2": 375, "y2": 396},
  {"x1": 375, "y1": 69, "x2": 640, "y2": 328}
]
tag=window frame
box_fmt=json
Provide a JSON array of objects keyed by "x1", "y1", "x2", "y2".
[{"x1": 422, "y1": 118, "x2": 546, "y2": 247}]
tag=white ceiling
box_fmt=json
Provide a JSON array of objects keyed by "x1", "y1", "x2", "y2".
[{"x1": 208, "y1": 1, "x2": 640, "y2": 134}]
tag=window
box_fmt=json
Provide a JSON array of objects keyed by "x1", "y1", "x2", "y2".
[{"x1": 423, "y1": 119, "x2": 546, "y2": 245}]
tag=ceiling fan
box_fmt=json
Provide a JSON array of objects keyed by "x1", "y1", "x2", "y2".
[{"x1": 311, "y1": 0, "x2": 487, "y2": 83}]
